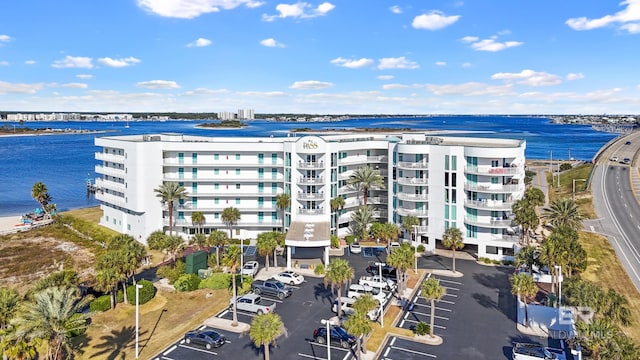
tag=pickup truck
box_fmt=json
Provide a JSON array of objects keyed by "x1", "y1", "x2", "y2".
[
  {"x1": 229, "y1": 293, "x2": 276, "y2": 315},
  {"x1": 358, "y1": 275, "x2": 396, "y2": 291},
  {"x1": 512, "y1": 342, "x2": 566, "y2": 360},
  {"x1": 251, "y1": 279, "x2": 293, "y2": 300}
]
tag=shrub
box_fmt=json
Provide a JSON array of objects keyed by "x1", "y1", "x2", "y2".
[
  {"x1": 414, "y1": 321, "x2": 430, "y2": 336},
  {"x1": 314, "y1": 263, "x2": 325, "y2": 275},
  {"x1": 125, "y1": 280, "x2": 156, "y2": 304},
  {"x1": 560, "y1": 163, "x2": 572, "y2": 171},
  {"x1": 199, "y1": 273, "x2": 231, "y2": 290},
  {"x1": 502, "y1": 260, "x2": 514, "y2": 266},
  {"x1": 157, "y1": 260, "x2": 186, "y2": 284},
  {"x1": 330, "y1": 235, "x2": 340, "y2": 249},
  {"x1": 116, "y1": 289, "x2": 124, "y2": 303},
  {"x1": 174, "y1": 274, "x2": 202, "y2": 292},
  {"x1": 90, "y1": 295, "x2": 111, "y2": 312},
  {"x1": 481, "y1": 257, "x2": 492, "y2": 264},
  {"x1": 417, "y1": 244, "x2": 425, "y2": 253},
  {"x1": 491, "y1": 259, "x2": 501, "y2": 265},
  {"x1": 344, "y1": 235, "x2": 356, "y2": 245}
]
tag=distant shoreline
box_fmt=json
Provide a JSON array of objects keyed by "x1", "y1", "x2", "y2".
[{"x1": 0, "y1": 129, "x2": 114, "y2": 138}]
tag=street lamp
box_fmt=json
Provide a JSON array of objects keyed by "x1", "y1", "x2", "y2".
[
  {"x1": 572, "y1": 178, "x2": 587, "y2": 201},
  {"x1": 554, "y1": 265, "x2": 562, "y2": 308},
  {"x1": 320, "y1": 318, "x2": 336, "y2": 360},
  {"x1": 412, "y1": 225, "x2": 418, "y2": 274},
  {"x1": 135, "y1": 283, "x2": 144, "y2": 359},
  {"x1": 374, "y1": 262, "x2": 385, "y2": 327}
]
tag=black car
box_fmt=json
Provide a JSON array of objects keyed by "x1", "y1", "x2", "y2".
[
  {"x1": 313, "y1": 326, "x2": 357, "y2": 348},
  {"x1": 184, "y1": 329, "x2": 227, "y2": 349},
  {"x1": 625, "y1": 141, "x2": 632, "y2": 145},
  {"x1": 366, "y1": 264, "x2": 398, "y2": 280}
]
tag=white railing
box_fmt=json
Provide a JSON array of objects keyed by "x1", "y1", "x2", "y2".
[
  {"x1": 397, "y1": 161, "x2": 429, "y2": 169},
  {"x1": 463, "y1": 183, "x2": 523, "y2": 193},
  {"x1": 95, "y1": 165, "x2": 125, "y2": 178},
  {"x1": 94, "y1": 178, "x2": 125, "y2": 193},
  {"x1": 396, "y1": 193, "x2": 428, "y2": 201},
  {"x1": 396, "y1": 208, "x2": 429, "y2": 217},
  {"x1": 489, "y1": 234, "x2": 520, "y2": 243},
  {"x1": 464, "y1": 199, "x2": 514, "y2": 210},
  {"x1": 299, "y1": 176, "x2": 324, "y2": 184},
  {"x1": 464, "y1": 217, "x2": 513, "y2": 227},
  {"x1": 464, "y1": 166, "x2": 521, "y2": 175},
  {"x1": 298, "y1": 161, "x2": 324, "y2": 169},
  {"x1": 297, "y1": 208, "x2": 325, "y2": 215},
  {"x1": 95, "y1": 192, "x2": 126, "y2": 208},
  {"x1": 396, "y1": 177, "x2": 428, "y2": 186},
  {"x1": 297, "y1": 192, "x2": 325, "y2": 200},
  {"x1": 95, "y1": 152, "x2": 125, "y2": 163}
]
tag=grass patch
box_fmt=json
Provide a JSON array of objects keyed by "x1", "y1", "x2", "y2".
[
  {"x1": 580, "y1": 231, "x2": 640, "y2": 342},
  {"x1": 62, "y1": 206, "x2": 104, "y2": 222},
  {"x1": 546, "y1": 163, "x2": 596, "y2": 219}
]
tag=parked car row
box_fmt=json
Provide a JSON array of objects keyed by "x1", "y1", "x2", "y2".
[{"x1": 228, "y1": 270, "x2": 307, "y2": 314}]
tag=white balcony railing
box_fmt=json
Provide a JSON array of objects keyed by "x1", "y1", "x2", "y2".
[
  {"x1": 396, "y1": 208, "x2": 429, "y2": 217},
  {"x1": 298, "y1": 160, "x2": 324, "y2": 169},
  {"x1": 396, "y1": 177, "x2": 428, "y2": 186},
  {"x1": 95, "y1": 192, "x2": 126, "y2": 208},
  {"x1": 397, "y1": 161, "x2": 429, "y2": 170},
  {"x1": 464, "y1": 166, "x2": 521, "y2": 176},
  {"x1": 95, "y1": 152, "x2": 125, "y2": 163},
  {"x1": 95, "y1": 165, "x2": 125, "y2": 178},
  {"x1": 297, "y1": 208, "x2": 325, "y2": 215},
  {"x1": 464, "y1": 217, "x2": 513, "y2": 228},
  {"x1": 299, "y1": 176, "x2": 324, "y2": 184},
  {"x1": 297, "y1": 192, "x2": 325, "y2": 200},
  {"x1": 94, "y1": 178, "x2": 125, "y2": 193},
  {"x1": 463, "y1": 183, "x2": 523, "y2": 193},
  {"x1": 396, "y1": 193, "x2": 428, "y2": 201},
  {"x1": 464, "y1": 199, "x2": 514, "y2": 210}
]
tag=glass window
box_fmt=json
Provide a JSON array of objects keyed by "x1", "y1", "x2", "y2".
[
  {"x1": 236, "y1": 168, "x2": 240, "y2": 175},
  {"x1": 258, "y1": 153, "x2": 264, "y2": 164},
  {"x1": 214, "y1": 213, "x2": 219, "y2": 219},
  {"x1": 451, "y1": 173, "x2": 456, "y2": 186},
  {"x1": 178, "y1": 168, "x2": 184, "y2": 179},
  {"x1": 127, "y1": 224, "x2": 131, "y2": 231},
  {"x1": 258, "y1": 212, "x2": 264, "y2": 221},
  {"x1": 214, "y1": 154, "x2": 219, "y2": 160},
  {"x1": 192, "y1": 168, "x2": 197, "y2": 179},
  {"x1": 445, "y1": 204, "x2": 449, "y2": 218},
  {"x1": 451, "y1": 205, "x2": 456, "y2": 220},
  {"x1": 451, "y1": 189, "x2": 456, "y2": 203},
  {"x1": 192, "y1": 153, "x2": 197, "y2": 163},
  {"x1": 272, "y1": 153, "x2": 277, "y2": 164},
  {"x1": 236, "y1": 154, "x2": 241, "y2": 160},
  {"x1": 214, "y1": 183, "x2": 219, "y2": 190},
  {"x1": 258, "y1": 168, "x2": 264, "y2": 178},
  {"x1": 236, "y1": 184, "x2": 240, "y2": 189},
  {"x1": 451, "y1": 155, "x2": 457, "y2": 171},
  {"x1": 192, "y1": 183, "x2": 197, "y2": 192},
  {"x1": 236, "y1": 198, "x2": 240, "y2": 204},
  {"x1": 445, "y1": 155, "x2": 449, "y2": 171},
  {"x1": 214, "y1": 169, "x2": 219, "y2": 175},
  {"x1": 444, "y1": 172, "x2": 449, "y2": 187},
  {"x1": 491, "y1": 177, "x2": 499, "y2": 184},
  {"x1": 272, "y1": 168, "x2": 277, "y2": 179},
  {"x1": 486, "y1": 246, "x2": 499, "y2": 255}
]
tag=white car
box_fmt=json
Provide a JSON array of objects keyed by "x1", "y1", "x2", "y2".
[
  {"x1": 347, "y1": 284, "x2": 387, "y2": 305},
  {"x1": 610, "y1": 156, "x2": 619, "y2": 162},
  {"x1": 350, "y1": 242, "x2": 362, "y2": 254},
  {"x1": 272, "y1": 270, "x2": 305, "y2": 285},
  {"x1": 332, "y1": 297, "x2": 381, "y2": 321},
  {"x1": 241, "y1": 261, "x2": 260, "y2": 277}
]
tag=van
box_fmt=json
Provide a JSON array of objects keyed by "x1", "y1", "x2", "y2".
[
  {"x1": 512, "y1": 343, "x2": 566, "y2": 360},
  {"x1": 332, "y1": 297, "x2": 381, "y2": 321}
]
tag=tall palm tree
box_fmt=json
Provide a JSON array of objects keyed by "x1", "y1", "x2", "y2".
[
  {"x1": 0, "y1": 326, "x2": 39, "y2": 360},
  {"x1": 402, "y1": 215, "x2": 420, "y2": 242},
  {"x1": 515, "y1": 246, "x2": 540, "y2": 273},
  {"x1": 108, "y1": 234, "x2": 147, "y2": 304},
  {"x1": 257, "y1": 232, "x2": 277, "y2": 270},
  {"x1": 523, "y1": 186, "x2": 545, "y2": 207},
  {"x1": 189, "y1": 233, "x2": 208, "y2": 251},
  {"x1": 223, "y1": 245, "x2": 242, "y2": 327},
  {"x1": 324, "y1": 259, "x2": 355, "y2": 319},
  {"x1": 347, "y1": 166, "x2": 385, "y2": 206},
  {"x1": 191, "y1": 211, "x2": 206, "y2": 235},
  {"x1": 543, "y1": 198, "x2": 584, "y2": 231},
  {"x1": 510, "y1": 273, "x2": 538, "y2": 326},
  {"x1": 249, "y1": 313, "x2": 285, "y2": 360},
  {"x1": 154, "y1": 182, "x2": 188, "y2": 236},
  {"x1": 575, "y1": 318, "x2": 618, "y2": 359},
  {"x1": 343, "y1": 313, "x2": 372, "y2": 359},
  {"x1": 31, "y1": 182, "x2": 52, "y2": 217},
  {"x1": 421, "y1": 278, "x2": 446, "y2": 338},
  {"x1": 512, "y1": 199, "x2": 538, "y2": 245},
  {"x1": 275, "y1": 193, "x2": 290, "y2": 232},
  {"x1": 380, "y1": 222, "x2": 401, "y2": 245},
  {"x1": 0, "y1": 287, "x2": 21, "y2": 330},
  {"x1": 11, "y1": 286, "x2": 93, "y2": 360},
  {"x1": 330, "y1": 196, "x2": 345, "y2": 235},
  {"x1": 208, "y1": 230, "x2": 229, "y2": 267},
  {"x1": 222, "y1": 207, "x2": 241, "y2": 242},
  {"x1": 441, "y1": 227, "x2": 464, "y2": 273},
  {"x1": 95, "y1": 252, "x2": 124, "y2": 309},
  {"x1": 272, "y1": 231, "x2": 286, "y2": 268},
  {"x1": 350, "y1": 206, "x2": 374, "y2": 241},
  {"x1": 386, "y1": 243, "x2": 414, "y2": 294}
]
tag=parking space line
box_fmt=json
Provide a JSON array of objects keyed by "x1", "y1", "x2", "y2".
[
  {"x1": 402, "y1": 318, "x2": 446, "y2": 330},
  {"x1": 437, "y1": 278, "x2": 463, "y2": 285},
  {"x1": 178, "y1": 344, "x2": 218, "y2": 355},
  {"x1": 162, "y1": 345, "x2": 177, "y2": 355},
  {"x1": 412, "y1": 303, "x2": 453, "y2": 312},
  {"x1": 409, "y1": 310, "x2": 449, "y2": 320},
  {"x1": 218, "y1": 310, "x2": 229, "y2": 317},
  {"x1": 444, "y1": 293, "x2": 458, "y2": 298},
  {"x1": 389, "y1": 345, "x2": 437, "y2": 358},
  {"x1": 442, "y1": 286, "x2": 460, "y2": 291},
  {"x1": 297, "y1": 353, "x2": 324, "y2": 359}
]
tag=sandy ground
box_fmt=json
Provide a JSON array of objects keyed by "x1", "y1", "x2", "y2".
[{"x1": 0, "y1": 215, "x2": 25, "y2": 234}]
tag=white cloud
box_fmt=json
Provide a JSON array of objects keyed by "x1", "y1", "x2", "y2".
[
  {"x1": 491, "y1": 69, "x2": 562, "y2": 86},
  {"x1": 237, "y1": 90, "x2": 287, "y2": 97},
  {"x1": 76, "y1": 74, "x2": 94, "y2": 79},
  {"x1": 390, "y1": 5, "x2": 402, "y2": 14},
  {"x1": 462, "y1": 35, "x2": 523, "y2": 52},
  {"x1": 426, "y1": 82, "x2": 514, "y2": 96},
  {"x1": 330, "y1": 57, "x2": 374, "y2": 69},
  {"x1": 382, "y1": 83, "x2": 423, "y2": 90},
  {"x1": 52, "y1": 56, "x2": 93, "y2": 69},
  {"x1": 378, "y1": 57, "x2": 419, "y2": 70},
  {"x1": 290, "y1": 80, "x2": 334, "y2": 89},
  {"x1": 566, "y1": 73, "x2": 584, "y2": 81},
  {"x1": 187, "y1": 38, "x2": 212, "y2": 47},
  {"x1": 25, "y1": 60, "x2": 36, "y2": 65},
  {"x1": 262, "y1": 1, "x2": 335, "y2": 21},
  {"x1": 0, "y1": 34, "x2": 10, "y2": 43},
  {"x1": 0, "y1": 61, "x2": 8, "y2": 66},
  {"x1": 461, "y1": 62, "x2": 472, "y2": 68},
  {"x1": 61, "y1": 83, "x2": 89, "y2": 89},
  {"x1": 260, "y1": 38, "x2": 285, "y2": 47},
  {"x1": 566, "y1": 0, "x2": 640, "y2": 33},
  {"x1": 435, "y1": 61, "x2": 447, "y2": 66},
  {"x1": 378, "y1": 75, "x2": 394, "y2": 80},
  {"x1": 97, "y1": 57, "x2": 141, "y2": 68},
  {"x1": 0, "y1": 81, "x2": 43, "y2": 94},
  {"x1": 137, "y1": 80, "x2": 181, "y2": 89},
  {"x1": 412, "y1": 11, "x2": 460, "y2": 30},
  {"x1": 137, "y1": 0, "x2": 263, "y2": 19},
  {"x1": 183, "y1": 88, "x2": 230, "y2": 96}
]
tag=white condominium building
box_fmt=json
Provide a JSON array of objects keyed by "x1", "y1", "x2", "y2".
[{"x1": 94, "y1": 132, "x2": 525, "y2": 267}]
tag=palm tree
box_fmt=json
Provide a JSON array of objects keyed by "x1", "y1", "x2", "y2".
[
  {"x1": 330, "y1": 196, "x2": 346, "y2": 235},
  {"x1": 575, "y1": 318, "x2": 618, "y2": 359},
  {"x1": 257, "y1": 232, "x2": 277, "y2": 270},
  {"x1": 189, "y1": 233, "x2": 208, "y2": 251},
  {"x1": 515, "y1": 246, "x2": 540, "y2": 273},
  {"x1": 324, "y1": 259, "x2": 355, "y2": 319},
  {"x1": 165, "y1": 235, "x2": 186, "y2": 262},
  {"x1": 11, "y1": 286, "x2": 93, "y2": 360},
  {"x1": 510, "y1": 273, "x2": 538, "y2": 326},
  {"x1": 222, "y1": 207, "x2": 241, "y2": 242},
  {"x1": 272, "y1": 231, "x2": 286, "y2": 268},
  {"x1": 441, "y1": 227, "x2": 464, "y2": 273},
  {"x1": 208, "y1": 230, "x2": 229, "y2": 267},
  {"x1": 512, "y1": 199, "x2": 538, "y2": 245},
  {"x1": 602, "y1": 289, "x2": 632, "y2": 327},
  {"x1": 347, "y1": 166, "x2": 385, "y2": 206},
  {"x1": 386, "y1": 243, "x2": 414, "y2": 294},
  {"x1": 402, "y1": 215, "x2": 420, "y2": 242},
  {"x1": 223, "y1": 245, "x2": 242, "y2": 326},
  {"x1": 0, "y1": 287, "x2": 21, "y2": 330},
  {"x1": 380, "y1": 222, "x2": 401, "y2": 245},
  {"x1": 421, "y1": 278, "x2": 446, "y2": 338},
  {"x1": 0, "y1": 326, "x2": 38, "y2": 360},
  {"x1": 523, "y1": 186, "x2": 545, "y2": 207},
  {"x1": 31, "y1": 182, "x2": 52, "y2": 217},
  {"x1": 350, "y1": 206, "x2": 374, "y2": 241},
  {"x1": 249, "y1": 313, "x2": 285, "y2": 360},
  {"x1": 543, "y1": 198, "x2": 584, "y2": 231},
  {"x1": 95, "y1": 252, "x2": 124, "y2": 309},
  {"x1": 191, "y1": 211, "x2": 206, "y2": 235},
  {"x1": 343, "y1": 313, "x2": 372, "y2": 359},
  {"x1": 108, "y1": 234, "x2": 147, "y2": 304},
  {"x1": 275, "y1": 194, "x2": 290, "y2": 232},
  {"x1": 154, "y1": 182, "x2": 188, "y2": 236}
]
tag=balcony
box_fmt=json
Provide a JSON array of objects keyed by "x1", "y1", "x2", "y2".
[
  {"x1": 95, "y1": 192, "x2": 126, "y2": 208},
  {"x1": 464, "y1": 199, "x2": 514, "y2": 210},
  {"x1": 95, "y1": 152, "x2": 125, "y2": 163},
  {"x1": 297, "y1": 208, "x2": 325, "y2": 215},
  {"x1": 397, "y1": 161, "x2": 429, "y2": 170},
  {"x1": 339, "y1": 155, "x2": 387, "y2": 165},
  {"x1": 95, "y1": 165, "x2": 125, "y2": 178},
  {"x1": 297, "y1": 192, "x2": 324, "y2": 200},
  {"x1": 489, "y1": 234, "x2": 520, "y2": 243},
  {"x1": 463, "y1": 183, "x2": 523, "y2": 193},
  {"x1": 464, "y1": 217, "x2": 514, "y2": 228},
  {"x1": 396, "y1": 177, "x2": 428, "y2": 186},
  {"x1": 396, "y1": 193, "x2": 428, "y2": 202},
  {"x1": 163, "y1": 174, "x2": 283, "y2": 182},
  {"x1": 464, "y1": 166, "x2": 521, "y2": 176},
  {"x1": 299, "y1": 176, "x2": 324, "y2": 185},
  {"x1": 396, "y1": 208, "x2": 429, "y2": 217},
  {"x1": 298, "y1": 160, "x2": 324, "y2": 169},
  {"x1": 95, "y1": 178, "x2": 125, "y2": 193}
]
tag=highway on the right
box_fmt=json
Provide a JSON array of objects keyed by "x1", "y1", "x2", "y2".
[{"x1": 589, "y1": 131, "x2": 640, "y2": 292}]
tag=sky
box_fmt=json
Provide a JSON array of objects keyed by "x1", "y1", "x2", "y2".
[{"x1": 1, "y1": 0, "x2": 640, "y2": 115}]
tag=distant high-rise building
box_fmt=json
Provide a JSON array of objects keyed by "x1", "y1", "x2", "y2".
[
  {"x1": 237, "y1": 109, "x2": 255, "y2": 120},
  {"x1": 217, "y1": 111, "x2": 236, "y2": 121}
]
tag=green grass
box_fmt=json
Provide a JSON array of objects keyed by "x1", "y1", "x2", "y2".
[{"x1": 547, "y1": 162, "x2": 596, "y2": 218}]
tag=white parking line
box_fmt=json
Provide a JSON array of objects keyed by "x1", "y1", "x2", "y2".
[
  {"x1": 412, "y1": 302, "x2": 453, "y2": 312},
  {"x1": 444, "y1": 293, "x2": 458, "y2": 298},
  {"x1": 437, "y1": 278, "x2": 463, "y2": 285},
  {"x1": 442, "y1": 286, "x2": 460, "y2": 291},
  {"x1": 162, "y1": 345, "x2": 177, "y2": 355},
  {"x1": 389, "y1": 345, "x2": 437, "y2": 358},
  {"x1": 402, "y1": 318, "x2": 446, "y2": 330},
  {"x1": 178, "y1": 344, "x2": 218, "y2": 355},
  {"x1": 409, "y1": 310, "x2": 449, "y2": 320}
]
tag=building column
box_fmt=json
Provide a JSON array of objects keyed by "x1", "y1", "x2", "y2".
[
  {"x1": 287, "y1": 246, "x2": 292, "y2": 270},
  {"x1": 324, "y1": 246, "x2": 330, "y2": 266}
]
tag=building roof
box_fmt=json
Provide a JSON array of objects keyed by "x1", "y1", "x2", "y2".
[{"x1": 286, "y1": 221, "x2": 330, "y2": 243}]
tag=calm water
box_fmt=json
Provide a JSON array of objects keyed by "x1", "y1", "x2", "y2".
[{"x1": 0, "y1": 116, "x2": 617, "y2": 216}]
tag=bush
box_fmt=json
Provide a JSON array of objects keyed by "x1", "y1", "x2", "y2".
[
  {"x1": 157, "y1": 260, "x2": 186, "y2": 284},
  {"x1": 502, "y1": 260, "x2": 514, "y2": 266},
  {"x1": 174, "y1": 274, "x2": 202, "y2": 292},
  {"x1": 344, "y1": 235, "x2": 356, "y2": 245},
  {"x1": 199, "y1": 273, "x2": 231, "y2": 290},
  {"x1": 491, "y1": 259, "x2": 501, "y2": 265},
  {"x1": 480, "y1": 257, "x2": 492, "y2": 264},
  {"x1": 330, "y1": 235, "x2": 340, "y2": 249},
  {"x1": 314, "y1": 263, "x2": 325, "y2": 275},
  {"x1": 414, "y1": 321, "x2": 430, "y2": 336},
  {"x1": 417, "y1": 244, "x2": 425, "y2": 253},
  {"x1": 560, "y1": 163, "x2": 572, "y2": 171},
  {"x1": 90, "y1": 295, "x2": 111, "y2": 312},
  {"x1": 125, "y1": 280, "x2": 156, "y2": 304}
]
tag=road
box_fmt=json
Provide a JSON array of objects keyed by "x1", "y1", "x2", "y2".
[{"x1": 588, "y1": 132, "x2": 640, "y2": 292}]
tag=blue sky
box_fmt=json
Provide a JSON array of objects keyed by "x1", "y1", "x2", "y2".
[{"x1": 1, "y1": 0, "x2": 639, "y2": 115}]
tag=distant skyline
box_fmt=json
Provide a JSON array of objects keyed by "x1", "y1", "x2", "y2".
[{"x1": 1, "y1": 1, "x2": 639, "y2": 115}]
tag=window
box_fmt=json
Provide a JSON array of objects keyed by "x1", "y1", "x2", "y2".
[
  {"x1": 192, "y1": 168, "x2": 197, "y2": 179},
  {"x1": 444, "y1": 172, "x2": 449, "y2": 187},
  {"x1": 178, "y1": 168, "x2": 184, "y2": 179},
  {"x1": 178, "y1": 152, "x2": 184, "y2": 164},
  {"x1": 258, "y1": 168, "x2": 264, "y2": 178},
  {"x1": 451, "y1": 189, "x2": 456, "y2": 203},
  {"x1": 445, "y1": 155, "x2": 449, "y2": 171},
  {"x1": 258, "y1": 183, "x2": 264, "y2": 193},
  {"x1": 491, "y1": 177, "x2": 499, "y2": 184},
  {"x1": 214, "y1": 169, "x2": 219, "y2": 175},
  {"x1": 258, "y1": 197, "x2": 264, "y2": 207},
  {"x1": 236, "y1": 154, "x2": 241, "y2": 160},
  {"x1": 451, "y1": 155, "x2": 457, "y2": 171},
  {"x1": 272, "y1": 153, "x2": 277, "y2": 164},
  {"x1": 214, "y1": 183, "x2": 219, "y2": 190},
  {"x1": 486, "y1": 246, "x2": 499, "y2": 255},
  {"x1": 272, "y1": 168, "x2": 277, "y2": 179},
  {"x1": 272, "y1": 212, "x2": 277, "y2": 221},
  {"x1": 214, "y1": 198, "x2": 219, "y2": 204},
  {"x1": 214, "y1": 213, "x2": 219, "y2": 219},
  {"x1": 445, "y1": 189, "x2": 449, "y2": 202},
  {"x1": 451, "y1": 173, "x2": 456, "y2": 186},
  {"x1": 258, "y1": 212, "x2": 264, "y2": 222},
  {"x1": 192, "y1": 183, "x2": 197, "y2": 192},
  {"x1": 235, "y1": 198, "x2": 240, "y2": 205},
  {"x1": 258, "y1": 153, "x2": 264, "y2": 164},
  {"x1": 192, "y1": 153, "x2": 197, "y2": 163},
  {"x1": 236, "y1": 184, "x2": 240, "y2": 189},
  {"x1": 214, "y1": 154, "x2": 219, "y2": 160},
  {"x1": 272, "y1": 183, "x2": 277, "y2": 193},
  {"x1": 192, "y1": 197, "x2": 198, "y2": 208},
  {"x1": 127, "y1": 224, "x2": 131, "y2": 231},
  {"x1": 236, "y1": 168, "x2": 240, "y2": 175}
]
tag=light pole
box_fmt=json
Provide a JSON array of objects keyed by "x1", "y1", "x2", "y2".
[
  {"x1": 554, "y1": 265, "x2": 562, "y2": 308},
  {"x1": 374, "y1": 262, "x2": 385, "y2": 327},
  {"x1": 572, "y1": 178, "x2": 587, "y2": 201},
  {"x1": 412, "y1": 225, "x2": 418, "y2": 274},
  {"x1": 320, "y1": 318, "x2": 335, "y2": 360},
  {"x1": 135, "y1": 283, "x2": 143, "y2": 359}
]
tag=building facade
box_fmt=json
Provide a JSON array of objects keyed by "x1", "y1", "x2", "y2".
[{"x1": 94, "y1": 132, "x2": 525, "y2": 266}]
